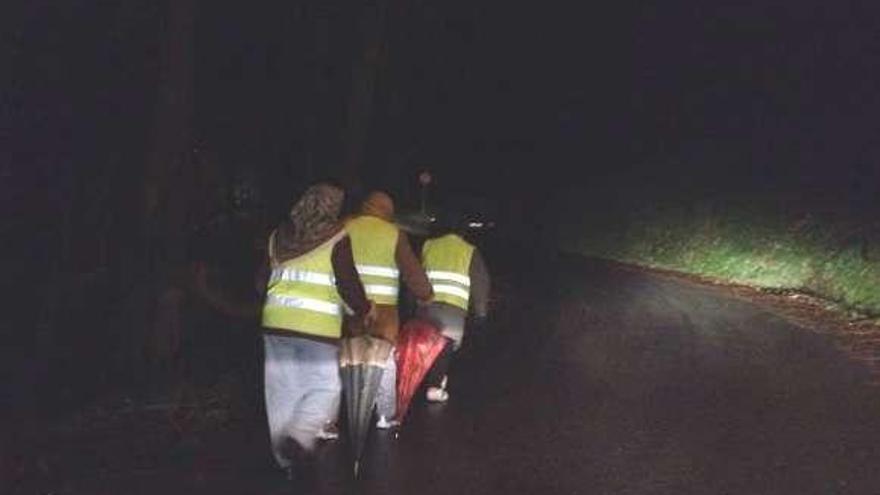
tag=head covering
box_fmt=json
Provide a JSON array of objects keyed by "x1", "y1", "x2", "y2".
[
  {"x1": 359, "y1": 191, "x2": 394, "y2": 221},
  {"x1": 272, "y1": 183, "x2": 345, "y2": 263}
]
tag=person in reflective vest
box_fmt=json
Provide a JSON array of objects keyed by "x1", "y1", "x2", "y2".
[
  {"x1": 259, "y1": 183, "x2": 375, "y2": 482},
  {"x1": 344, "y1": 191, "x2": 433, "y2": 428},
  {"x1": 418, "y1": 217, "x2": 490, "y2": 402}
]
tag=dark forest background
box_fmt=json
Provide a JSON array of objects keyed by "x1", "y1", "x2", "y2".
[{"x1": 4, "y1": 1, "x2": 880, "y2": 416}]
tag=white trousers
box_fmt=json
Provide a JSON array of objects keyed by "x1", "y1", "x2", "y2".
[{"x1": 263, "y1": 334, "x2": 340, "y2": 468}]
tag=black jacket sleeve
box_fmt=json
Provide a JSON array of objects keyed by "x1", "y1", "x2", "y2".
[
  {"x1": 331, "y1": 236, "x2": 371, "y2": 316},
  {"x1": 468, "y1": 248, "x2": 490, "y2": 318}
]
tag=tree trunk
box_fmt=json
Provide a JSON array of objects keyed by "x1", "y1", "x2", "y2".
[
  {"x1": 134, "y1": 0, "x2": 197, "y2": 386},
  {"x1": 143, "y1": 0, "x2": 197, "y2": 268},
  {"x1": 341, "y1": 0, "x2": 390, "y2": 189}
]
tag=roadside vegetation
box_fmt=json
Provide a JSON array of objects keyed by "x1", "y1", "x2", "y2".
[{"x1": 555, "y1": 188, "x2": 880, "y2": 319}]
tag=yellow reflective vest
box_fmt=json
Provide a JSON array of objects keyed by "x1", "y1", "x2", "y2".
[
  {"x1": 421, "y1": 234, "x2": 474, "y2": 311},
  {"x1": 261, "y1": 230, "x2": 346, "y2": 338},
  {"x1": 345, "y1": 215, "x2": 401, "y2": 305}
]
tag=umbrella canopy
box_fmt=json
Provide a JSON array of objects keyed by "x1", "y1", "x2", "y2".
[
  {"x1": 340, "y1": 335, "x2": 394, "y2": 477},
  {"x1": 395, "y1": 319, "x2": 448, "y2": 423}
]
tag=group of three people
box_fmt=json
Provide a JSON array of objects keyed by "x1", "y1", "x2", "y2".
[{"x1": 259, "y1": 183, "x2": 490, "y2": 477}]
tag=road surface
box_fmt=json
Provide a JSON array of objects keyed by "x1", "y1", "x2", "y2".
[{"x1": 13, "y1": 253, "x2": 880, "y2": 494}]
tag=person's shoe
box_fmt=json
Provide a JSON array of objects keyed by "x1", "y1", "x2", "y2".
[
  {"x1": 426, "y1": 387, "x2": 449, "y2": 403},
  {"x1": 376, "y1": 415, "x2": 400, "y2": 429},
  {"x1": 280, "y1": 441, "x2": 319, "y2": 490},
  {"x1": 284, "y1": 463, "x2": 318, "y2": 492},
  {"x1": 316, "y1": 422, "x2": 339, "y2": 441}
]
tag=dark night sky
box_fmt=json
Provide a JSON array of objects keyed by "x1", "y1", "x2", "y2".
[
  {"x1": 7, "y1": 0, "x2": 880, "y2": 222},
  {"x1": 361, "y1": 2, "x2": 880, "y2": 188},
  {"x1": 184, "y1": 1, "x2": 880, "y2": 200}
]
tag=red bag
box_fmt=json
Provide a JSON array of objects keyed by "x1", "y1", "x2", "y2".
[{"x1": 395, "y1": 319, "x2": 447, "y2": 423}]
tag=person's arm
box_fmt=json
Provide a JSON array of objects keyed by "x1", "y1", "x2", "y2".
[
  {"x1": 255, "y1": 230, "x2": 276, "y2": 296},
  {"x1": 254, "y1": 254, "x2": 271, "y2": 297},
  {"x1": 468, "y1": 249, "x2": 490, "y2": 318},
  {"x1": 331, "y1": 235, "x2": 372, "y2": 317},
  {"x1": 192, "y1": 261, "x2": 261, "y2": 319},
  {"x1": 395, "y1": 231, "x2": 433, "y2": 302}
]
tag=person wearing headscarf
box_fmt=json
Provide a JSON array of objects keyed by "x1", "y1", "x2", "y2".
[
  {"x1": 418, "y1": 215, "x2": 490, "y2": 403},
  {"x1": 260, "y1": 183, "x2": 374, "y2": 483},
  {"x1": 344, "y1": 191, "x2": 433, "y2": 428}
]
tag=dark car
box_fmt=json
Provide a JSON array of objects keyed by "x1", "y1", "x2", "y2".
[{"x1": 395, "y1": 192, "x2": 497, "y2": 241}]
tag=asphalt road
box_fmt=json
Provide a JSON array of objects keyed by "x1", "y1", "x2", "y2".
[
  {"x1": 19, "y1": 253, "x2": 880, "y2": 494},
  {"x1": 331, "y1": 254, "x2": 880, "y2": 495}
]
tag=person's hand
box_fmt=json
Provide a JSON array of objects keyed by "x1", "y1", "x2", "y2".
[{"x1": 363, "y1": 301, "x2": 378, "y2": 328}]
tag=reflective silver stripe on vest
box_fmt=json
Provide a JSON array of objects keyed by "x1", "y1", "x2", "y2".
[
  {"x1": 270, "y1": 269, "x2": 335, "y2": 286},
  {"x1": 356, "y1": 264, "x2": 400, "y2": 279},
  {"x1": 431, "y1": 284, "x2": 470, "y2": 301},
  {"x1": 265, "y1": 294, "x2": 341, "y2": 316},
  {"x1": 427, "y1": 270, "x2": 471, "y2": 287},
  {"x1": 364, "y1": 284, "x2": 399, "y2": 297}
]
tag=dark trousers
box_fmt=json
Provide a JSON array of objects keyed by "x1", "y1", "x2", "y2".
[{"x1": 425, "y1": 337, "x2": 455, "y2": 388}]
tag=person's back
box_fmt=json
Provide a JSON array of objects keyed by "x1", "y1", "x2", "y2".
[
  {"x1": 259, "y1": 183, "x2": 374, "y2": 485},
  {"x1": 419, "y1": 230, "x2": 490, "y2": 402},
  {"x1": 345, "y1": 215, "x2": 401, "y2": 314},
  {"x1": 422, "y1": 233, "x2": 475, "y2": 314},
  {"x1": 343, "y1": 191, "x2": 432, "y2": 426},
  {"x1": 344, "y1": 191, "x2": 432, "y2": 342},
  {"x1": 262, "y1": 228, "x2": 348, "y2": 339}
]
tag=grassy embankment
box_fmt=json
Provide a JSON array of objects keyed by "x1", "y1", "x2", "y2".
[{"x1": 556, "y1": 191, "x2": 880, "y2": 319}]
